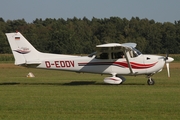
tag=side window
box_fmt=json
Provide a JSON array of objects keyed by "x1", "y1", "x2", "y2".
[
  {"x1": 112, "y1": 52, "x2": 125, "y2": 59},
  {"x1": 96, "y1": 52, "x2": 109, "y2": 59},
  {"x1": 100, "y1": 53, "x2": 109, "y2": 59}
]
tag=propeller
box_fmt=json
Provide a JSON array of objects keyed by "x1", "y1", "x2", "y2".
[
  {"x1": 165, "y1": 52, "x2": 169, "y2": 60},
  {"x1": 164, "y1": 53, "x2": 174, "y2": 77},
  {"x1": 166, "y1": 62, "x2": 170, "y2": 77}
]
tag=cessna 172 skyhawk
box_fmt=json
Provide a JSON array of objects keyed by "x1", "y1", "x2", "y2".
[{"x1": 6, "y1": 32, "x2": 174, "y2": 85}]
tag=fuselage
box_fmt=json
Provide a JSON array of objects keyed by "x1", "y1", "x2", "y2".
[{"x1": 36, "y1": 54, "x2": 167, "y2": 76}]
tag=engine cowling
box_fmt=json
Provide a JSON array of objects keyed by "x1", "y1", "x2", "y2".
[{"x1": 104, "y1": 76, "x2": 123, "y2": 84}]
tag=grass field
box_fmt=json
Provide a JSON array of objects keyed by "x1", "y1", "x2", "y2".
[{"x1": 0, "y1": 63, "x2": 180, "y2": 120}]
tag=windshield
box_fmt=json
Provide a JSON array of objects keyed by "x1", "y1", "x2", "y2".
[{"x1": 132, "y1": 48, "x2": 142, "y2": 56}]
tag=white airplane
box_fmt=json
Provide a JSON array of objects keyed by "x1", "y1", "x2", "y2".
[{"x1": 6, "y1": 32, "x2": 174, "y2": 85}]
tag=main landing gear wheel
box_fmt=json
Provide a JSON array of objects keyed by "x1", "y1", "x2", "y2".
[{"x1": 147, "y1": 78, "x2": 155, "y2": 85}]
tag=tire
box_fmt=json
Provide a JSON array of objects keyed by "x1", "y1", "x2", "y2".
[{"x1": 147, "y1": 78, "x2": 155, "y2": 85}]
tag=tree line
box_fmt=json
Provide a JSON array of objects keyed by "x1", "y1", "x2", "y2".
[{"x1": 0, "y1": 17, "x2": 180, "y2": 54}]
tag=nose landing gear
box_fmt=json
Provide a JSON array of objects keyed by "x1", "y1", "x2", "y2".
[{"x1": 147, "y1": 77, "x2": 155, "y2": 85}]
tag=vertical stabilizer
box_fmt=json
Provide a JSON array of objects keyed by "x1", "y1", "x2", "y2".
[{"x1": 6, "y1": 32, "x2": 40, "y2": 65}]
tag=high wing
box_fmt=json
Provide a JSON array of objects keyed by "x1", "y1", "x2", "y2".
[
  {"x1": 96, "y1": 43, "x2": 137, "y2": 74},
  {"x1": 96, "y1": 43, "x2": 137, "y2": 48}
]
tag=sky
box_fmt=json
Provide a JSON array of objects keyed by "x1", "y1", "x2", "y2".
[{"x1": 0, "y1": 0, "x2": 180, "y2": 23}]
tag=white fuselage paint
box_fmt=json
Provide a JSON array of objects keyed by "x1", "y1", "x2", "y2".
[{"x1": 37, "y1": 54, "x2": 166, "y2": 76}]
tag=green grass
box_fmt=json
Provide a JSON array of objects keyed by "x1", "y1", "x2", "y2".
[
  {"x1": 0, "y1": 54, "x2": 14, "y2": 62},
  {"x1": 0, "y1": 63, "x2": 180, "y2": 120}
]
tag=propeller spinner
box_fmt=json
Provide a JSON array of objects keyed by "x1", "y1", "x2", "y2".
[{"x1": 164, "y1": 54, "x2": 174, "y2": 77}]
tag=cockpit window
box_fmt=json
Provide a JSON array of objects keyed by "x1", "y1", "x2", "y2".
[
  {"x1": 129, "y1": 48, "x2": 142, "y2": 58},
  {"x1": 112, "y1": 52, "x2": 125, "y2": 59},
  {"x1": 89, "y1": 47, "x2": 142, "y2": 59},
  {"x1": 133, "y1": 48, "x2": 142, "y2": 55},
  {"x1": 99, "y1": 53, "x2": 109, "y2": 59},
  {"x1": 95, "y1": 52, "x2": 109, "y2": 59}
]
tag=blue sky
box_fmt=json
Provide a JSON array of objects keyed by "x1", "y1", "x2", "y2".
[{"x1": 0, "y1": 0, "x2": 180, "y2": 23}]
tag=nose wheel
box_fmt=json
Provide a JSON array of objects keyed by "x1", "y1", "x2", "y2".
[{"x1": 147, "y1": 77, "x2": 155, "y2": 85}]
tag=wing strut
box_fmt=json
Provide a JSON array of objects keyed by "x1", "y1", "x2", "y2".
[{"x1": 123, "y1": 48, "x2": 134, "y2": 74}]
